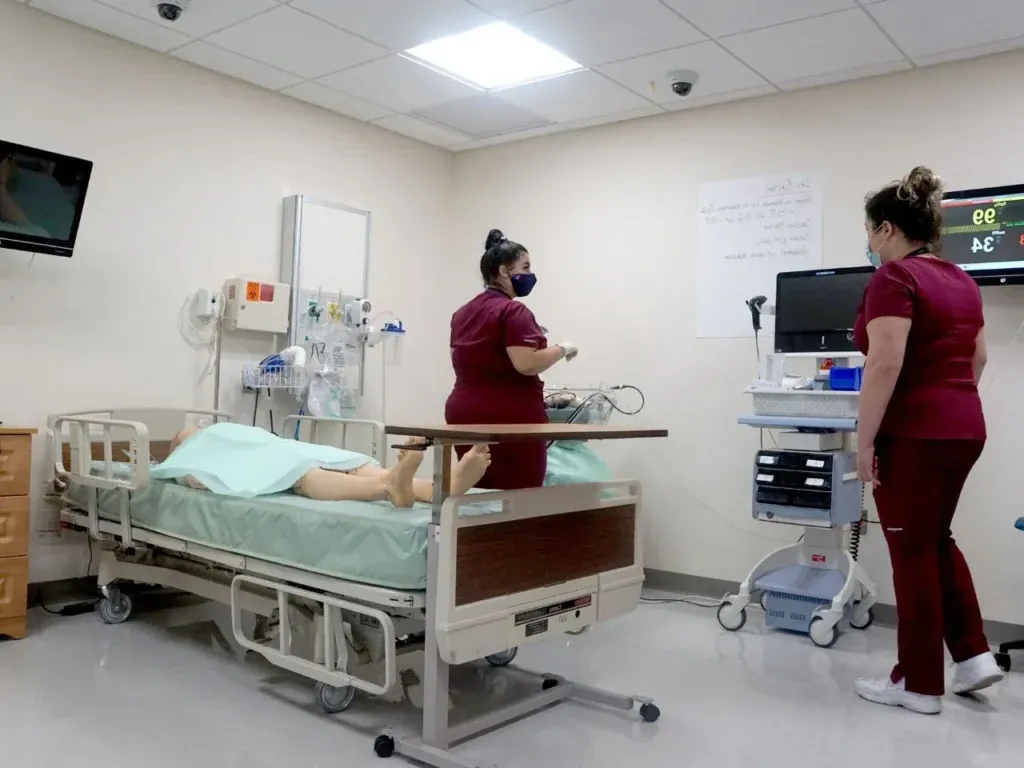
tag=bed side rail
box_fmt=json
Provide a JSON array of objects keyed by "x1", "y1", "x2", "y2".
[
  {"x1": 230, "y1": 575, "x2": 397, "y2": 696},
  {"x1": 434, "y1": 480, "x2": 643, "y2": 665},
  {"x1": 51, "y1": 415, "x2": 153, "y2": 492},
  {"x1": 283, "y1": 416, "x2": 386, "y2": 465}
]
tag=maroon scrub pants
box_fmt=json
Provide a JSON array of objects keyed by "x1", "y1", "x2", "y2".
[{"x1": 874, "y1": 437, "x2": 990, "y2": 696}]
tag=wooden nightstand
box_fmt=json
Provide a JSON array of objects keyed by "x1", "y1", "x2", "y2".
[{"x1": 0, "y1": 428, "x2": 35, "y2": 640}]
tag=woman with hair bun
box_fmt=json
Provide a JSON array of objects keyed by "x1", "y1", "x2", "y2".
[
  {"x1": 444, "y1": 229, "x2": 578, "y2": 490},
  {"x1": 853, "y1": 166, "x2": 1001, "y2": 715}
]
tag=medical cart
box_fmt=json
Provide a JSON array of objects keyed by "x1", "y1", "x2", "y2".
[{"x1": 717, "y1": 352, "x2": 878, "y2": 649}]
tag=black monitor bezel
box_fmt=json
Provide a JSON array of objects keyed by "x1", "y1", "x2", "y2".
[
  {"x1": 941, "y1": 183, "x2": 1024, "y2": 286},
  {"x1": 0, "y1": 140, "x2": 93, "y2": 258},
  {"x1": 774, "y1": 265, "x2": 875, "y2": 334}
]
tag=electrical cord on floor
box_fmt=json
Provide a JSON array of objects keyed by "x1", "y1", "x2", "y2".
[
  {"x1": 640, "y1": 594, "x2": 721, "y2": 609},
  {"x1": 37, "y1": 537, "x2": 99, "y2": 617}
]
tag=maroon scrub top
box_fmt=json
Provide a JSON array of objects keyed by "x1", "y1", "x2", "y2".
[
  {"x1": 445, "y1": 288, "x2": 549, "y2": 489},
  {"x1": 854, "y1": 255, "x2": 986, "y2": 440}
]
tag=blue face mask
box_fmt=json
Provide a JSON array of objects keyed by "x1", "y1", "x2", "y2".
[
  {"x1": 511, "y1": 273, "x2": 537, "y2": 297},
  {"x1": 865, "y1": 245, "x2": 882, "y2": 268}
]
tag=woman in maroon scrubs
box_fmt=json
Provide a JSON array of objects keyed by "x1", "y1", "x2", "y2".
[
  {"x1": 853, "y1": 167, "x2": 1001, "y2": 715},
  {"x1": 445, "y1": 229, "x2": 578, "y2": 490}
]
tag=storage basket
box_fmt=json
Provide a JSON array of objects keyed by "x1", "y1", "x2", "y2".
[{"x1": 748, "y1": 388, "x2": 858, "y2": 419}]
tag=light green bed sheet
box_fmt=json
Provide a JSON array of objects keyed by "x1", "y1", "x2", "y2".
[
  {"x1": 67, "y1": 465, "x2": 498, "y2": 591},
  {"x1": 67, "y1": 443, "x2": 612, "y2": 591}
]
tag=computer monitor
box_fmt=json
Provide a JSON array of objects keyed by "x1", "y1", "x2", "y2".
[
  {"x1": 940, "y1": 184, "x2": 1024, "y2": 285},
  {"x1": 0, "y1": 139, "x2": 93, "y2": 258},
  {"x1": 774, "y1": 266, "x2": 875, "y2": 353}
]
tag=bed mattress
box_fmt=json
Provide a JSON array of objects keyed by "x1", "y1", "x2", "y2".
[{"x1": 66, "y1": 468, "x2": 497, "y2": 591}]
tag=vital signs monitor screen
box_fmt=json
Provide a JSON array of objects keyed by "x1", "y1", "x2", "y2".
[{"x1": 940, "y1": 184, "x2": 1024, "y2": 284}]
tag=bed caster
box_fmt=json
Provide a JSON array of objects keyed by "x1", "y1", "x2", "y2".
[
  {"x1": 315, "y1": 681, "x2": 355, "y2": 714},
  {"x1": 373, "y1": 735, "x2": 395, "y2": 758},
  {"x1": 639, "y1": 703, "x2": 661, "y2": 723},
  {"x1": 541, "y1": 677, "x2": 560, "y2": 691},
  {"x1": 995, "y1": 653, "x2": 1011, "y2": 673},
  {"x1": 98, "y1": 588, "x2": 133, "y2": 625},
  {"x1": 809, "y1": 616, "x2": 840, "y2": 649},
  {"x1": 850, "y1": 607, "x2": 875, "y2": 631},
  {"x1": 716, "y1": 601, "x2": 747, "y2": 632},
  {"x1": 485, "y1": 648, "x2": 518, "y2": 667}
]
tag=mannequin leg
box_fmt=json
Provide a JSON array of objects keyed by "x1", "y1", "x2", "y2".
[
  {"x1": 350, "y1": 444, "x2": 492, "y2": 502},
  {"x1": 296, "y1": 449, "x2": 424, "y2": 507}
]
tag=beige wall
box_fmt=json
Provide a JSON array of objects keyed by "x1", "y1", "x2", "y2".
[
  {"x1": 453, "y1": 50, "x2": 1024, "y2": 624},
  {"x1": 0, "y1": 1, "x2": 457, "y2": 582}
]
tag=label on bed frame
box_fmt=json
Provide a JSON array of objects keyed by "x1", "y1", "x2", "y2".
[
  {"x1": 525, "y1": 619, "x2": 548, "y2": 638},
  {"x1": 514, "y1": 595, "x2": 593, "y2": 627}
]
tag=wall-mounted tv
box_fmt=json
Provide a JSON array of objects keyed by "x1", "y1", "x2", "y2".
[
  {"x1": 0, "y1": 140, "x2": 93, "y2": 257},
  {"x1": 940, "y1": 184, "x2": 1024, "y2": 286}
]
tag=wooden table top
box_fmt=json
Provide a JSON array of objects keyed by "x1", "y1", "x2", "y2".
[{"x1": 386, "y1": 423, "x2": 668, "y2": 443}]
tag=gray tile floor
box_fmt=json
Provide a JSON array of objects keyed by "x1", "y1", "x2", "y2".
[{"x1": 1, "y1": 596, "x2": 1022, "y2": 767}]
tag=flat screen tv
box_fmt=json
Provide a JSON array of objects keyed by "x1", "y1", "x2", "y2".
[
  {"x1": 0, "y1": 140, "x2": 93, "y2": 257},
  {"x1": 940, "y1": 183, "x2": 1024, "y2": 285}
]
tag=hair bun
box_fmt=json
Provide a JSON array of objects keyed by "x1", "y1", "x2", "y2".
[
  {"x1": 485, "y1": 229, "x2": 506, "y2": 251},
  {"x1": 898, "y1": 166, "x2": 942, "y2": 205}
]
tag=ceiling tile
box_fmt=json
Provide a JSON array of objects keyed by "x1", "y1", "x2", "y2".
[
  {"x1": 662, "y1": 0, "x2": 857, "y2": 38},
  {"x1": 204, "y1": 5, "x2": 386, "y2": 79},
  {"x1": 867, "y1": 0, "x2": 1024, "y2": 59},
  {"x1": 291, "y1": 0, "x2": 495, "y2": 50},
  {"x1": 371, "y1": 114, "x2": 470, "y2": 147},
  {"x1": 93, "y1": 0, "x2": 278, "y2": 38},
  {"x1": 661, "y1": 84, "x2": 776, "y2": 111},
  {"x1": 415, "y1": 95, "x2": 551, "y2": 138},
  {"x1": 564, "y1": 105, "x2": 665, "y2": 129},
  {"x1": 720, "y1": 8, "x2": 905, "y2": 84},
  {"x1": 467, "y1": 0, "x2": 568, "y2": 18},
  {"x1": 495, "y1": 69, "x2": 654, "y2": 122},
  {"x1": 911, "y1": 35, "x2": 1024, "y2": 68},
  {"x1": 514, "y1": 0, "x2": 705, "y2": 66},
  {"x1": 30, "y1": 0, "x2": 191, "y2": 52},
  {"x1": 478, "y1": 123, "x2": 567, "y2": 145},
  {"x1": 318, "y1": 55, "x2": 480, "y2": 113},
  {"x1": 172, "y1": 41, "x2": 303, "y2": 90},
  {"x1": 281, "y1": 82, "x2": 393, "y2": 121},
  {"x1": 776, "y1": 59, "x2": 911, "y2": 91},
  {"x1": 598, "y1": 41, "x2": 767, "y2": 105}
]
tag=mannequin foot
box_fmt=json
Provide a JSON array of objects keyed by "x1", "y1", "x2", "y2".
[
  {"x1": 451, "y1": 445, "x2": 491, "y2": 495},
  {"x1": 385, "y1": 450, "x2": 423, "y2": 508}
]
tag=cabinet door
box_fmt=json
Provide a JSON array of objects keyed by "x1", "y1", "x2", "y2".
[
  {"x1": 0, "y1": 556, "x2": 28, "y2": 619},
  {"x1": 0, "y1": 497, "x2": 29, "y2": 558},
  {"x1": 0, "y1": 435, "x2": 31, "y2": 497}
]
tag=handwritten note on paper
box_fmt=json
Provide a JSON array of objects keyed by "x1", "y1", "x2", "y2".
[{"x1": 697, "y1": 173, "x2": 823, "y2": 338}]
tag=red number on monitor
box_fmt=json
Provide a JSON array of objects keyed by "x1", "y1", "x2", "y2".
[{"x1": 1020, "y1": 234, "x2": 1024, "y2": 247}]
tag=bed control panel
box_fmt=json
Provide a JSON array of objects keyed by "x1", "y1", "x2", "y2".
[{"x1": 752, "y1": 449, "x2": 861, "y2": 528}]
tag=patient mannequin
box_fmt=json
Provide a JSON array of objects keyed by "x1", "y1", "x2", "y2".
[{"x1": 169, "y1": 426, "x2": 490, "y2": 508}]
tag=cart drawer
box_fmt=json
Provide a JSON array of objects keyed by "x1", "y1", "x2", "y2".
[
  {"x1": 0, "y1": 435, "x2": 32, "y2": 497},
  {"x1": 0, "y1": 497, "x2": 29, "y2": 558},
  {"x1": 0, "y1": 556, "x2": 28, "y2": 619}
]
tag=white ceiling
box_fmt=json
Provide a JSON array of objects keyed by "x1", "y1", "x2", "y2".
[{"x1": 18, "y1": 0, "x2": 1024, "y2": 151}]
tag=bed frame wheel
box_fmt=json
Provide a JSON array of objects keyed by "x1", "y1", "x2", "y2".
[
  {"x1": 485, "y1": 648, "x2": 518, "y2": 667},
  {"x1": 639, "y1": 703, "x2": 661, "y2": 723},
  {"x1": 315, "y1": 681, "x2": 356, "y2": 714},
  {"x1": 373, "y1": 735, "x2": 395, "y2": 758},
  {"x1": 98, "y1": 588, "x2": 133, "y2": 625}
]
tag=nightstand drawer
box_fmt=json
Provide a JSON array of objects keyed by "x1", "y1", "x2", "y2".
[
  {"x1": 0, "y1": 435, "x2": 31, "y2": 497},
  {"x1": 0, "y1": 556, "x2": 28, "y2": 619},
  {"x1": 0, "y1": 497, "x2": 29, "y2": 558}
]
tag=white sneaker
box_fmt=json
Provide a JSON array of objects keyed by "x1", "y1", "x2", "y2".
[
  {"x1": 951, "y1": 652, "x2": 1004, "y2": 696},
  {"x1": 855, "y1": 676, "x2": 942, "y2": 715}
]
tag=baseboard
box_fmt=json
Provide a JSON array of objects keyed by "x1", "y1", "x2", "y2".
[
  {"x1": 34, "y1": 570, "x2": 1024, "y2": 648},
  {"x1": 644, "y1": 568, "x2": 1024, "y2": 646}
]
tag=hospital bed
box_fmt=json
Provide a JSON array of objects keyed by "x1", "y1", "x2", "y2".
[{"x1": 51, "y1": 408, "x2": 668, "y2": 767}]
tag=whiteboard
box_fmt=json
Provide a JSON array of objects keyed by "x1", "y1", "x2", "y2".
[{"x1": 697, "y1": 173, "x2": 822, "y2": 338}]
